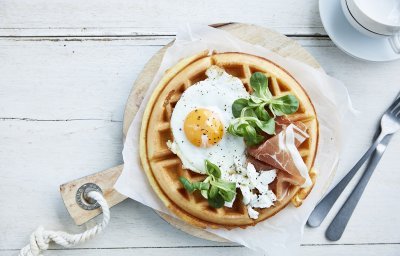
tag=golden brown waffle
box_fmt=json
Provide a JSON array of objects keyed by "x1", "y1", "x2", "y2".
[{"x1": 140, "y1": 52, "x2": 319, "y2": 229}]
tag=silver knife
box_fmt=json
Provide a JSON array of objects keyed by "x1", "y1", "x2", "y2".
[{"x1": 325, "y1": 134, "x2": 393, "y2": 241}]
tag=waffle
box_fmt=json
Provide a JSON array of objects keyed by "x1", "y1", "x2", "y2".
[{"x1": 140, "y1": 52, "x2": 319, "y2": 228}]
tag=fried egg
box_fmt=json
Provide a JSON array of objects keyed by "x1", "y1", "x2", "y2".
[{"x1": 167, "y1": 66, "x2": 249, "y2": 174}]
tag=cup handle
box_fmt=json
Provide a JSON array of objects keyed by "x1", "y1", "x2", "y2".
[{"x1": 389, "y1": 34, "x2": 400, "y2": 54}]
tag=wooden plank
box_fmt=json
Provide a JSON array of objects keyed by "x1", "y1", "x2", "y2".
[
  {"x1": 0, "y1": 120, "x2": 223, "y2": 249},
  {"x1": 1, "y1": 244, "x2": 400, "y2": 256},
  {"x1": 0, "y1": 38, "x2": 399, "y2": 250},
  {"x1": 0, "y1": 0, "x2": 325, "y2": 37},
  {"x1": 0, "y1": 120, "x2": 398, "y2": 249},
  {"x1": 1, "y1": 37, "x2": 399, "y2": 121},
  {"x1": 0, "y1": 38, "x2": 166, "y2": 121}
]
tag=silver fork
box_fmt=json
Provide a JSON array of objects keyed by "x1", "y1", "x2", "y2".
[
  {"x1": 325, "y1": 133, "x2": 392, "y2": 240},
  {"x1": 307, "y1": 93, "x2": 400, "y2": 230}
]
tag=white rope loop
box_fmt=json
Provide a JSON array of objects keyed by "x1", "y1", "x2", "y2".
[{"x1": 19, "y1": 191, "x2": 110, "y2": 256}]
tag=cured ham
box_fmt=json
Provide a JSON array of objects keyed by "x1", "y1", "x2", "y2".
[
  {"x1": 247, "y1": 117, "x2": 312, "y2": 200},
  {"x1": 247, "y1": 155, "x2": 275, "y2": 171},
  {"x1": 275, "y1": 116, "x2": 307, "y2": 136}
]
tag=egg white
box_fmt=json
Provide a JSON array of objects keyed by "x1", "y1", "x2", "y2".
[{"x1": 168, "y1": 66, "x2": 249, "y2": 174}]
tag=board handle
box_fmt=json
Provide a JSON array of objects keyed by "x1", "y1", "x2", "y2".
[{"x1": 60, "y1": 165, "x2": 127, "y2": 225}]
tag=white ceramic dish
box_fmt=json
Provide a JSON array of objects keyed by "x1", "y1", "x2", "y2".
[
  {"x1": 341, "y1": 0, "x2": 385, "y2": 38},
  {"x1": 319, "y1": 0, "x2": 400, "y2": 62},
  {"x1": 346, "y1": 0, "x2": 400, "y2": 36}
]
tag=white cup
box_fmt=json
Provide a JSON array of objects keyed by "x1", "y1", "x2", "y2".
[{"x1": 341, "y1": 0, "x2": 400, "y2": 53}]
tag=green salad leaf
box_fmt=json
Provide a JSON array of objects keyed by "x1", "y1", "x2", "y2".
[
  {"x1": 179, "y1": 177, "x2": 195, "y2": 192},
  {"x1": 208, "y1": 185, "x2": 219, "y2": 199},
  {"x1": 232, "y1": 98, "x2": 248, "y2": 118},
  {"x1": 270, "y1": 95, "x2": 299, "y2": 116},
  {"x1": 250, "y1": 72, "x2": 272, "y2": 99},
  {"x1": 179, "y1": 177, "x2": 210, "y2": 193},
  {"x1": 179, "y1": 160, "x2": 237, "y2": 209},
  {"x1": 205, "y1": 160, "x2": 221, "y2": 178},
  {"x1": 218, "y1": 189, "x2": 236, "y2": 202},
  {"x1": 228, "y1": 72, "x2": 299, "y2": 146},
  {"x1": 210, "y1": 179, "x2": 236, "y2": 192},
  {"x1": 207, "y1": 193, "x2": 225, "y2": 208}
]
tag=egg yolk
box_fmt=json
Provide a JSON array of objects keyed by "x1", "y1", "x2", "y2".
[{"x1": 183, "y1": 108, "x2": 224, "y2": 148}]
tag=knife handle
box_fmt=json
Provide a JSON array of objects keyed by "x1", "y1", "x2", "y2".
[
  {"x1": 325, "y1": 136, "x2": 390, "y2": 241},
  {"x1": 307, "y1": 133, "x2": 385, "y2": 228}
]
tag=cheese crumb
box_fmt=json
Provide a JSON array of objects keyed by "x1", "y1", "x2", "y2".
[{"x1": 224, "y1": 161, "x2": 277, "y2": 219}]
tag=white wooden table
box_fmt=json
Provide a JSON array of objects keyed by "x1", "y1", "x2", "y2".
[{"x1": 1, "y1": 1, "x2": 399, "y2": 255}]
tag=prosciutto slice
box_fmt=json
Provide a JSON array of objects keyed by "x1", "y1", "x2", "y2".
[
  {"x1": 246, "y1": 155, "x2": 288, "y2": 199},
  {"x1": 247, "y1": 155, "x2": 275, "y2": 171},
  {"x1": 247, "y1": 118, "x2": 312, "y2": 200}
]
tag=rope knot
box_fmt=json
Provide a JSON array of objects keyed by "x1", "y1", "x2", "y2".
[{"x1": 19, "y1": 191, "x2": 110, "y2": 256}]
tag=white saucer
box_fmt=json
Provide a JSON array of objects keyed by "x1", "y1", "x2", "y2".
[{"x1": 319, "y1": 0, "x2": 400, "y2": 62}]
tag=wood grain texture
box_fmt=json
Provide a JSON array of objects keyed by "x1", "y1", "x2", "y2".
[
  {"x1": 0, "y1": 0, "x2": 325, "y2": 37},
  {"x1": 60, "y1": 165, "x2": 126, "y2": 225},
  {"x1": 1, "y1": 0, "x2": 400, "y2": 253},
  {"x1": 1, "y1": 244, "x2": 400, "y2": 256}
]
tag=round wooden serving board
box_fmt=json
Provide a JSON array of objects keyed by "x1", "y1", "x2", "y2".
[{"x1": 122, "y1": 23, "x2": 321, "y2": 242}]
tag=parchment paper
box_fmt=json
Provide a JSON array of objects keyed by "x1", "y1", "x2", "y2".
[{"x1": 115, "y1": 24, "x2": 355, "y2": 255}]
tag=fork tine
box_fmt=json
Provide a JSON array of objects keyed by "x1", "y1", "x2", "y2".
[{"x1": 388, "y1": 96, "x2": 400, "y2": 114}]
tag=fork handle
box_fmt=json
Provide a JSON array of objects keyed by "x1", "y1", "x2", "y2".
[
  {"x1": 307, "y1": 132, "x2": 386, "y2": 228},
  {"x1": 325, "y1": 135, "x2": 390, "y2": 241}
]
